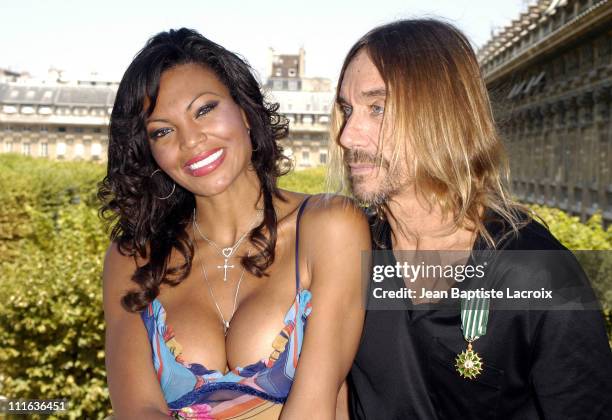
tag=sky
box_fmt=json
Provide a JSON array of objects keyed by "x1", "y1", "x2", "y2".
[{"x1": 1, "y1": 0, "x2": 531, "y2": 83}]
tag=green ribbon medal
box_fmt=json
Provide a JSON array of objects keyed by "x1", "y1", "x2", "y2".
[{"x1": 455, "y1": 297, "x2": 490, "y2": 379}]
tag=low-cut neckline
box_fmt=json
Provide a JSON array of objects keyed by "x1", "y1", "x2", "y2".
[{"x1": 152, "y1": 289, "x2": 309, "y2": 375}]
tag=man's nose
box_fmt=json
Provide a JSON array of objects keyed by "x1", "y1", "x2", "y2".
[{"x1": 339, "y1": 117, "x2": 368, "y2": 150}]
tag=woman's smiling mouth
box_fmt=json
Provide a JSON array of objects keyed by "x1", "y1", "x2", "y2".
[{"x1": 184, "y1": 148, "x2": 225, "y2": 176}]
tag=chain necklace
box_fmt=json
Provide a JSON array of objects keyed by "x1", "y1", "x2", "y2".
[
  {"x1": 192, "y1": 221, "x2": 248, "y2": 336},
  {"x1": 192, "y1": 208, "x2": 262, "y2": 282}
]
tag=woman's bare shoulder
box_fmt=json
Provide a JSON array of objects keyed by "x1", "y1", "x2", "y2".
[
  {"x1": 102, "y1": 242, "x2": 169, "y2": 416},
  {"x1": 104, "y1": 241, "x2": 136, "y2": 280},
  {"x1": 297, "y1": 194, "x2": 370, "y2": 262},
  {"x1": 102, "y1": 242, "x2": 142, "y2": 317},
  {"x1": 104, "y1": 241, "x2": 134, "y2": 269},
  {"x1": 301, "y1": 194, "x2": 367, "y2": 229}
]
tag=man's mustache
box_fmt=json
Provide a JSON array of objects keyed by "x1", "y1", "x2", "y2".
[{"x1": 344, "y1": 149, "x2": 390, "y2": 170}]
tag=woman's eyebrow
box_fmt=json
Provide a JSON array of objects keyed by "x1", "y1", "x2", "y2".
[
  {"x1": 146, "y1": 116, "x2": 170, "y2": 125},
  {"x1": 186, "y1": 91, "x2": 222, "y2": 111}
]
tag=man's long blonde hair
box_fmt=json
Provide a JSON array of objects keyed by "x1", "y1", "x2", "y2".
[{"x1": 327, "y1": 19, "x2": 530, "y2": 247}]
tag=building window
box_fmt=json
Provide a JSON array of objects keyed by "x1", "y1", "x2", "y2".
[
  {"x1": 288, "y1": 80, "x2": 298, "y2": 91},
  {"x1": 75, "y1": 143, "x2": 84, "y2": 157},
  {"x1": 75, "y1": 127, "x2": 84, "y2": 133},
  {"x1": 275, "y1": 68, "x2": 283, "y2": 77},
  {"x1": 40, "y1": 126, "x2": 48, "y2": 132},
  {"x1": 40, "y1": 143, "x2": 48, "y2": 157},
  {"x1": 302, "y1": 150, "x2": 310, "y2": 161},
  {"x1": 92, "y1": 142, "x2": 102, "y2": 158},
  {"x1": 288, "y1": 68, "x2": 296, "y2": 77},
  {"x1": 58, "y1": 127, "x2": 66, "y2": 133},
  {"x1": 57, "y1": 142, "x2": 66, "y2": 157},
  {"x1": 319, "y1": 153, "x2": 327, "y2": 164},
  {"x1": 93, "y1": 127, "x2": 102, "y2": 133},
  {"x1": 4, "y1": 142, "x2": 13, "y2": 152},
  {"x1": 22, "y1": 143, "x2": 31, "y2": 156},
  {"x1": 273, "y1": 80, "x2": 283, "y2": 90}
]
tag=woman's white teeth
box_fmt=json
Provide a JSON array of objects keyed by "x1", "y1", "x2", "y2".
[{"x1": 189, "y1": 149, "x2": 223, "y2": 170}]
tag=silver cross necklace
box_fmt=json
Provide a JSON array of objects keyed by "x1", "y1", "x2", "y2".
[
  {"x1": 192, "y1": 208, "x2": 263, "y2": 282},
  {"x1": 191, "y1": 219, "x2": 249, "y2": 336}
]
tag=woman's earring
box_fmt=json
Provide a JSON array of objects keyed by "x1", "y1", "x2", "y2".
[{"x1": 150, "y1": 169, "x2": 175, "y2": 200}]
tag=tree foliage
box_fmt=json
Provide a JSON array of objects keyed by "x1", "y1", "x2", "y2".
[
  {"x1": 0, "y1": 155, "x2": 108, "y2": 419},
  {"x1": 278, "y1": 166, "x2": 326, "y2": 193},
  {"x1": 530, "y1": 205, "x2": 612, "y2": 342}
]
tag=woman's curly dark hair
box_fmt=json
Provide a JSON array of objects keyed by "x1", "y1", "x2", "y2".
[{"x1": 98, "y1": 28, "x2": 290, "y2": 312}]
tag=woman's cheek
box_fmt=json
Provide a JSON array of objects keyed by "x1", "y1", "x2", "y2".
[{"x1": 151, "y1": 146, "x2": 178, "y2": 174}]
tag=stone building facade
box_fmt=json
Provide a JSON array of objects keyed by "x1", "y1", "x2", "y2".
[
  {"x1": 0, "y1": 49, "x2": 333, "y2": 169},
  {"x1": 0, "y1": 79, "x2": 114, "y2": 161},
  {"x1": 265, "y1": 48, "x2": 334, "y2": 169},
  {"x1": 478, "y1": 0, "x2": 612, "y2": 222}
]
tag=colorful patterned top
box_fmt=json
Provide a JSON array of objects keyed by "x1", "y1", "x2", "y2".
[{"x1": 141, "y1": 197, "x2": 312, "y2": 419}]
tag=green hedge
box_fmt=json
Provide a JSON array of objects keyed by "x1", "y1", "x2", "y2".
[
  {"x1": 278, "y1": 166, "x2": 326, "y2": 193},
  {"x1": 530, "y1": 205, "x2": 612, "y2": 343},
  {"x1": 0, "y1": 155, "x2": 610, "y2": 418},
  {"x1": 0, "y1": 155, "x2": 108, "y2": 419}
]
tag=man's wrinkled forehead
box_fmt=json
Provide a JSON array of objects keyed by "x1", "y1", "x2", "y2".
[{"x1": 339, "y1": 50, "x2": 386, "y2": 101}]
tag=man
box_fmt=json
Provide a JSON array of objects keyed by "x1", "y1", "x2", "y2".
[{"x1": 330, "y1": 19, "x2": 612, "y2": 419}]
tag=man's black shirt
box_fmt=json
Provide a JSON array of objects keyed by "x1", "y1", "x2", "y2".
[{"x1": 348, "y1": 215, "x2": 612, "y2": 419}]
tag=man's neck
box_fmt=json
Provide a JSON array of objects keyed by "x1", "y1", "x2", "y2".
[{"x1": 383, "y1": 190, "x2": 476, "y2": 251}]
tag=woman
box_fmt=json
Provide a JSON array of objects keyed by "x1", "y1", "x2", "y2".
[{"x1": 99, "y1": 28, "x2": 368, "y2": 419}]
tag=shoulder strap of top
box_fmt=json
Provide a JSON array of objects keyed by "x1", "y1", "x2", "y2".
[{"x1": 294, "y1": 196, "x2": 312, "y2": 292}]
